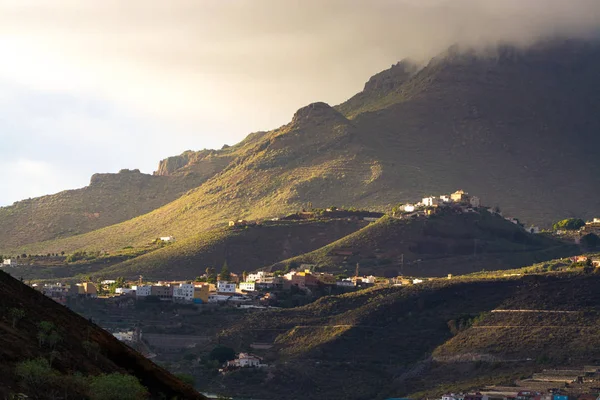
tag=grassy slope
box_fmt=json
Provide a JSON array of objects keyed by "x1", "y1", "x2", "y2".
[
  {"x1": 89, "y1": 219, "x2": 369, "y2": 280},
  {"x1": 0, "y1": 270, "x2": 204, "y2": 399},
  {"x1": 6, "y1": 39, "x2": 600, "y2": 256},
  {"x1": 274, "y1": 210, "x2": 576, "y2": 277},
  {"x1": 0, "y1": 169, "x2": 215, "y2": 250},
  {"x1": 210, "y1": 270, "x2": 600, "y2": 400}
]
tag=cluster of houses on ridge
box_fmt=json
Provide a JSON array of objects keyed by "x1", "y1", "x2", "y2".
[
  {"x1": 396, "y1": 190, "x2": 481, "y2": 214},
  {"x1": 395, "y1": 190, "x2": 544, "y2": 234}
]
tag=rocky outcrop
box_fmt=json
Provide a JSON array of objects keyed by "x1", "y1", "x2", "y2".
[
  {"x1": 362, "y1": 59, "x2": 420, "y2": 93},
  {"x1": 290, "y1": 102, "x2": 348, "y2": 128}
]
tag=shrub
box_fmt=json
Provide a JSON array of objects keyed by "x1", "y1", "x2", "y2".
[
  {"x1": 553, "y1": 218, "x2": 585, "y2": 231},
  {"x1": 9, "y1": 308, "x2": 25, "y2": 328},
  {"x1": 88, "y1": 373, "x2": 148, "y2": 400},
  {"x1": 209, "y1": 346, "x2": 236, "y2": 364},
  {"x1": 15, "y1": 358, "x2": 58, "y2": 391}
]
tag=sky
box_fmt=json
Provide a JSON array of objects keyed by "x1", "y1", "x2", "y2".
[{"x1": 1, "y1": 0, "x2": 600, "y2": 206}]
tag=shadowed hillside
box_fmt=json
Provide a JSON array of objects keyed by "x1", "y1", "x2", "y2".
[
  {"x1": 5, "y1": 38, "x2": 600, "y2": 255},
  {"x1": 90, "y1": 219, "x2": 369, "y2": 280},
  {"x1": 0, "y1": 270, "x2": 205, "y2": 399},
  {"x1": 208, "y1": 271, "x2": 600, "y2": 400},
  {"x1": 274, "y1": 210, "x2": 576, "y2": 277}
]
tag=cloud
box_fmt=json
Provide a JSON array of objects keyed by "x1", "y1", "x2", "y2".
[{"x1": 0, "y1": 0, "x2": 599, "y2": 205}]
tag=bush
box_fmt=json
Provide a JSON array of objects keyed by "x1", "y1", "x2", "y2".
[
  {"x1": 553, "y1": 218, "x2": 585, "y2": 231},
  {"x1": 209, "y1": 346, "x2": 236, "y2": 364},
  {"x1": 175, "y1": 373, "x2": 195, "y2": 386},
  {"x1": 88, "y1": 373, "x2": 148, "y2": 400},
  {"x1": 581, "y1": 233, "x2": 600, "y2": 250},
  {"x1": 15, "y1": 358, "x2": 58, "y2": 391}
]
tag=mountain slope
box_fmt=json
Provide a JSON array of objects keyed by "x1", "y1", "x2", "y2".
[
  {"x1": 90, "y1": 219, "x2": 369, "y2": 280},
  {"x1": 273, "y1": 210, "x2": 576, "y2": 277},
  {"x1": 6, "y1": 38, "x2": 600, "y2": 255},
  {"x1": 209, "y1": 271, "x2": 600, "y2": 400},
  {"x1": 0, "y1": 269, "x2": 205, "y2": 399},
  {"x1": 0, "y1": 168, "x2": 218, "y2": 250}
]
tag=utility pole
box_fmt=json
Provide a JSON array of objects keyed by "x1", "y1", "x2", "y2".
[
  {"x1": 400, "y1": 254, "x2": 404, "y2": 275},
  {"x1": 355, "y1": 263, "x2": 360, "y2": 278}
]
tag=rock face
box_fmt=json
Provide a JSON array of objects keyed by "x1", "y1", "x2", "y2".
[
  {"x1": 290, "y1": 102, "x2": 348, "y2": 128},
  {"x1": 362, "y1": 59, "x2": 420, "y2": 93}
]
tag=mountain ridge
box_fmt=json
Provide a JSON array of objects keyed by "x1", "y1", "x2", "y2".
[{"x1": 4, "y1": 38, "x2": 600, "y2": 255}]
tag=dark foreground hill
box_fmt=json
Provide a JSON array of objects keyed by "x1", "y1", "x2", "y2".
[
  {"x1": 209, "y1": 270, "x2": 600, "y2": 400},
  {"x1": 274, "y1": 209, "x2": 576, "y2": 277},
  {"x1": 0, "y1": 270, "x2": 205, "y2": 399},
  {"x1": 6, "y1": 38, "x2": 600, "y2": 256}
]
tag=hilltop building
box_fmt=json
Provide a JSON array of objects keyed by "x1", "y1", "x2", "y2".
[
  {"x1": 239, "y1": 282, "x2": 256, "y2": 291},
  {"x1": 422, "y1": 196, "x2": 441, "y2": 207},
  {"x1": 150, "y1": 285, "x2": 173, "y2": 301},
  {"x1": 217, "y1": 281, "x2": 236, "y2": 294},
  {"x1": 2, "y1": 259, "x2": 16, "y2": 267},
  {"x1": 227, "y1": 353, "x2": 264, "y2": 368}
]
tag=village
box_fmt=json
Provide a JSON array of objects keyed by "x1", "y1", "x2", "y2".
[
  {"x1": 436, "y1": 364, "x2": 600, "y2": 400},
  {"x1": 4, "y1": 190, "x2": 600, "y2": 400}
]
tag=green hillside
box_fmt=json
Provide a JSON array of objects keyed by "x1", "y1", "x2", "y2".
[
  {"x1": 0, "y1": 168, "x2": 215, "y2": 250},
  {"x1": 0, "y1": 269, "x2": 204, "y2": 399},
  {"x1": 205, "y1": 269, "x2": 600, "y2": 400},
  {"x1": 89, "y1": 219, "x2": 369, "y2": 280},
  {"x1": 274, "y1": 209, "x2": 576, "y2": 277},
  {"x1": 5, "y1": 39, "x2": 600, "y2": 256}
]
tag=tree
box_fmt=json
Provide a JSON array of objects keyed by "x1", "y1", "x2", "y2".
[
  {"x1": 581, "y1": 233, "x2": 600, "y2": 250},
  {"x1": 209, "y1": 345, "x2": 236, "y2": 364},
  {"x1": 16, "y1": 358, "x2": 58, "y2": 392},
  {"x1": 9, "y1": 307, "x2": 25, "y2": 328},
  {"x1": 553, "y1": 218, "x2": 585, "y2": 231},
  {"x1": 89, "y1": 373, "x2": 147, "y2": 400},
  {"x1": 219, "y1": 262, "x2": 231, "y2": 282},
  {"x1": 175, "y1": 373, "x2": 195, "y2": 387}
]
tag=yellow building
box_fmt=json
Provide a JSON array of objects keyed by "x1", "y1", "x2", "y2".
[
  {"x1": 194, "y1": 284, "x2": 210, "y2": 303},
  {"x1": 82, "y1": 282, "x2": 98, "y2": 297}
]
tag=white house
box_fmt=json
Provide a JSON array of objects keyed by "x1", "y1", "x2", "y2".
[
  {"x1": 469, "y1": 196, "x2": 481, "y2": 208},
  {"x1": 336, "y1": 280, "x2": 355, "y2": 287},
  {"x1": 422, "y1": 196, "x2": 440, "y2": 207},
  {"x1": 358, "y1": 275, "x2": 376, "y2": 284},
  {"x1": 442, "y1": 394, "x2": 466, "y2": 400},
  {"x1": 115, "y1": 288, "x2": 135, "y2": 295},
  {"x1": 247, "y1": 271, "x2": 272, "y2": 282},
  {"x1": 439, "y1": 195, "x2": 451, "y2": 203},
  {"x1": 227, "y1": 353, "x2": 263, "y2": 368},
  {"x1": 113, "y1": 331, "x2": 135, "y2": 342},
  {"x1": 413, "y1": 279, "x2": 424, "y2": 284},
  {"x1": 217, "y1": 281, "x2": 237, "y2": 293},
  {"x1": 101, "y1": 280, "x2": 116, "y2": 285},
  {"x1": 173, "y1": 283, "x2": 195, "y2": 301},
  {"x1": 2, "y1": 259, "x2": 16, "y2": 267},
  {"x1": 403, "y1": 204, "x2": 416, "y2": 212},
  {"x1": 160, "y1": 236, "x2": 175, "y2": 242},
  {"x1": 239, "y1": 282, "x2": 256, "y2": 292},
  {"x1": 132, "y1": 285, "x2": 152, "y2": 297}
]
